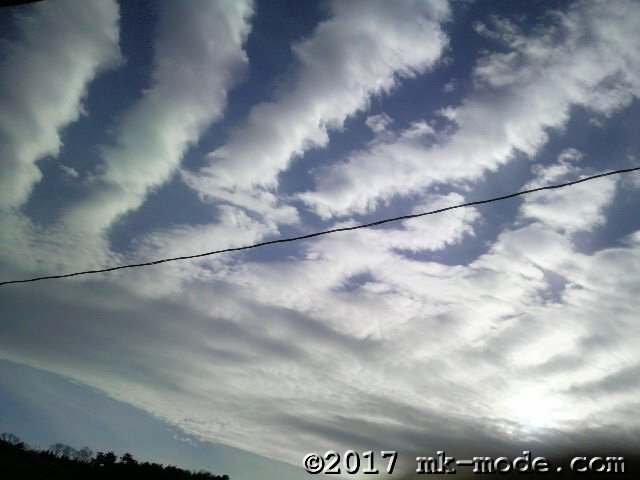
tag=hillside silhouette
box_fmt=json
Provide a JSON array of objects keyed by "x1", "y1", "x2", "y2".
[{"x1": 0, "y1": 433, "x2": 229, "y2": 480}]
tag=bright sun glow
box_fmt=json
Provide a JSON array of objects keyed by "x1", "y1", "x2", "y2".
[{"x1": 506, "y1": 386, "x2": 563, "y2": 432}]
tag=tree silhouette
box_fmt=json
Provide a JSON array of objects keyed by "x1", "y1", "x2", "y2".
[
  {"x1": 1, "y1": 433, "x2": 231, "y2": 479},
  {"x1": 50, "y1": 442, "x2": 77, "y2": 459},
  {"x1": 0, "y1": 432, "x2": 21, "y2": 445},
  {"x1": 76, "y1": 446, "x2": 94, "y2": 463},
  {"x1": 94, "y1": 450, "x2": 117, "y2": 467},
  {"x1": 120, "y1": 452, "x2": 138, "y2": 466}
]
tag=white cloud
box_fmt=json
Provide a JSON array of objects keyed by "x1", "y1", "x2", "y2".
[
  {"x1": 1, "y1": 152, "x2": 639, "y2": 468},
  {"x1": 0, "y1": 0, "x2": 121, "y2": 209},
  {"x1": 442, "y1": 79, "x2": 457, "y2": 93},
  {"x1": 1, "y1": 1, "x2": 639, "y2": 472},
  {"x1": 365, "y1": 113, "x2": 393, "y2": 134},
  {"x1": 63, "y1": 0, "x2": 254, "y2": 235},
  {"x1": 186, "y1": 0, "x2": 450, "y2": 206},
  {"x1": 521, "y1": 151, "x2": 617, "y2": 233},
  {"x1": 0, "y1": 0, "x2": 256, "y2": 284},
  {"x1": 59, "y1": 164, "x2": 80, "y2": 180},
  {"x1": 183, "y1": 178, "x2": 300, "y2": 227},
  {"x1": 123, "y1": 205, "x2": 278, "y2": 297},
  {"x1": 300, "y1": 0, "x2": 640, "y2": 218}
]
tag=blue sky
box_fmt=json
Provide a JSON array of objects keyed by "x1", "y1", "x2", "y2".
[{"x1": 1, "y1": 0, "x2": 639, "y2": 478}]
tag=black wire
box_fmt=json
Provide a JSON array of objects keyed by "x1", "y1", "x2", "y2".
[
  {"x1": 1, "y1": 166, "x2": 638, "y2": 287},
  {"x1": 0, "y1": 1, "x2": 43, "y2": 8}
]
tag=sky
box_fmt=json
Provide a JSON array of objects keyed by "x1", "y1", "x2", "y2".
[{"x1": 0, "y1": 0, "x2": 639, "y2": 478}]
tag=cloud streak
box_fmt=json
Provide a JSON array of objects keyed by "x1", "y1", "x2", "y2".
[
  {"x1": 300, "y1": 0, "x2": 640, "y2": 218},
  {"x1": 186, "y1": 0, "x2": 450, "y2": 208},
  {"x1": 0, "y1": 1, "x2": 639, "y2": 475},
  {"x1": 0, "y1": 0, "x2": 121, "y2": 209},
  {"x1": 63, "y1": 0, "x2": 254, "y2": 235}
]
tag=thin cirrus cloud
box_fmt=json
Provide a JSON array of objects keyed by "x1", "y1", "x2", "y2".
[
  {"x1": 0, "y1": 0, "x2": 256, "y2": 280},
  {"x1": 4, "y1": 158, "x2": 633, "y2": 469},
  {"x1": 184, "y1": 0, "x2": 450, "y2": 207},
  {"x1": 62, "y1": 0, "x2": 255, "y2": 236},
  {"x1": 0, "y1": 1, "x2": 639, "y2": 478},
  {"x1": 520, "y1": 150, "x2": 617, "y2": 233},
  {"x1": 0, "y1": 0, "x2": 121, "y2": 209},
  {"x1": 299, "y1": 0, "x2": 640, "y2": 219}
]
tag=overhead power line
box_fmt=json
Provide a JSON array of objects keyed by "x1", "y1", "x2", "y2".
[
  {"x1": 1, "y1": 1, "x2": 43, "y2": 8},
  {"x1": 1, "y1": 166, "x2": 638, "y2": 287}
]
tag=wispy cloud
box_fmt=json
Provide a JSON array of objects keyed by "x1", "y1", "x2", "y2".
[
  {"x1": 63, "y1": 0, "x2": 254, "y2": 236},
  {"x1": 0, "y1": 1, "x2": 639, "y2": 475},
  {"x1": 0, "y1": 0, "x2": 121, "y2": 209},
  {"x1": 185, "y1": 0, "x2": 450, "y2": 213},
  {"x1": 300, "y1": 0, "x2": 640, "y2": 218}
]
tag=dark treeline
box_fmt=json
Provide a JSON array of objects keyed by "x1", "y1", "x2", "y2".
[{"x1": 0, "y1": 432, "x2": 229, "y2": 480}]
